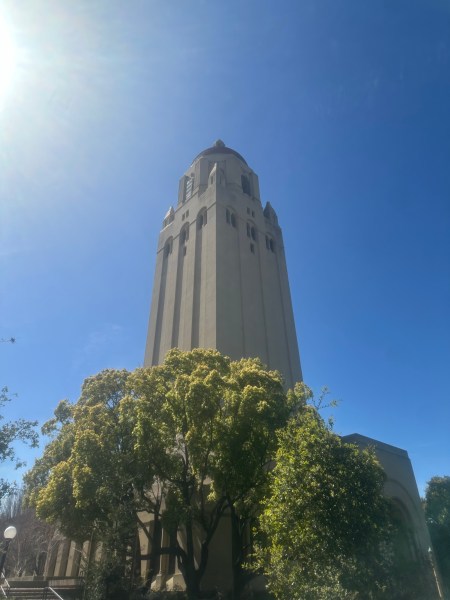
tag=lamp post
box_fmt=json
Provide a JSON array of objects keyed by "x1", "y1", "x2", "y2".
[{"x1": 0, "y1": 526, "x2": 17, "y2": 578}]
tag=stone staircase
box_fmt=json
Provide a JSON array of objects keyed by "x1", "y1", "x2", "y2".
[{"x1": 1, "y1": 578, "x2": 83, "y2": 600}]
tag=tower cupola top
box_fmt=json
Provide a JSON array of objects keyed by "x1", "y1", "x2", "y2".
[{"x1": 192, "y1": 140, "x2": 248, "y2": 166}]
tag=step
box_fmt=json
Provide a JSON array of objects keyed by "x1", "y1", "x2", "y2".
[
  {"x1": 5, "y1": 586, "x2": 80, "y2": 600},
  {"x1": 5, "y1": 589, "x2": 46, "y2": 599}
]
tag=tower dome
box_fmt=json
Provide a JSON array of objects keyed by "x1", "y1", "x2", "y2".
[{"x1": 193, "y1": 139, "x2": 248, "y2": 166}]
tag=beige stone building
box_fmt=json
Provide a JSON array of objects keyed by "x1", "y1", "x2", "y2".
[
  {"x1": 141, "y1": 140, "x2": 441, "y2": 595},
  {"x1": 144, "y1": 139, "x2": 301, "y2": 390},
  {"x1": 41, "y1": 141, "x2": 442, "y2": 597}
]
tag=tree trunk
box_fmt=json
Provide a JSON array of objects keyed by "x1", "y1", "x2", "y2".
[
  {"x1": 229, "y1": 503, "x2": 244, "y2": 600},
  {"x1": 183, "y1": 519, "x2": 201, "y2": 600}
]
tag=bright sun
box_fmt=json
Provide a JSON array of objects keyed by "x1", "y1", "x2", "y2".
[{"x1": 0, "y1": 13, "x2": 17, "y2": 101}]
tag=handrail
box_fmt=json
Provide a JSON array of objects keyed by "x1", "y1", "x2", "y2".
[
  {"x1": 43, "y1": 587, "x2": 65, "y2": 600},
  {"x1": 0, "y1": 573, "x2": 10, "y2": 598}
]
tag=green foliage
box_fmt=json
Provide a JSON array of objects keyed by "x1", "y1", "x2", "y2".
[
  {"x1": 24, "y1": 370, "x2": 143, "y2": 546},
  {"x1": 82, "y1": 550, "x2": 134, "y2": 600},
  {"x1": 130, "y1": 349, "x2": 294, "y2": 597},
  {"x1": 254, "y1": 405, "x2": 411, "y2": 600},
  {"x1": 24, "y1": 349, "x2": 294, "y2": 598},
  {"x1": 24, "y1": 362, "x2": 433, "y2": 599},
  {"x1": 0, "y1": 387, "x2": 38, "y2": 500},
  {"x1": 424, "y1": 476, "x2": 450, "y2": 593}
]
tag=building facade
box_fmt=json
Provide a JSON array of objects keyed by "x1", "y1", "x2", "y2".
[
  {"x1": 40, "y1": 141, "x2": 442, "y2": 598},
  {"x1": 144, "y1": 139, "x2": 301, "y2": 390},
  {"x1": 142, "y1": 140, "x2": 441, "y2": 596}
]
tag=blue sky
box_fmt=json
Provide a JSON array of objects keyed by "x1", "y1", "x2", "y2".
[{"x1": 1, "y1": 0, "x2": 449, "y2": 495}]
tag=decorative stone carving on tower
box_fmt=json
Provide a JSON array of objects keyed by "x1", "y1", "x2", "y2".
[{"x1": 144, "y1": 140, "x2": 302, "y2": 390}]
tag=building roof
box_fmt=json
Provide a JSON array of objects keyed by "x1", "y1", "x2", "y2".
[
  {"x1": 342, "y1": 433, "x2": 409, "y2": 457},
  {"x1": 192, "y1": 139, "x2": 248, "y2": 166}
]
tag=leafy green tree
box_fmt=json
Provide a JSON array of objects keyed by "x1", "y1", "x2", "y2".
[
  {"x1": 24, "y1": 349, "x2": 296, "y2": 599},
  {"x1": 0, "y1": 387, "x2": 38, "y2": 500},
  {"x1": 209, "y1": 359, "x2": 300, "y2": 598},
  {"x1": 424, "y1": 476, "x2": 450, "y2": 594},
  {"x1": 130, "y1": 348, "x2": 294, "y2": 599},
  {"x1": 24, "y1": 370, "x2": 159, "y2": 596},
  {"x1": 253, "y1": 404, "x2": 424, "y2": 600}
]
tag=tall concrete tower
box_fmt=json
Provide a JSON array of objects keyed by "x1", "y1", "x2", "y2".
[{"x1": 144, "y1": 140, "x2": 302, "y2": 389}]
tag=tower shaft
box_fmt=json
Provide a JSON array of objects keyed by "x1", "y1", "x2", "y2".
[{"x1": 145, "y1": 141, "x2": 302, "y2": 389}]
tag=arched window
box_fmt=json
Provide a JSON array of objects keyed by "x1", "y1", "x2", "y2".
[
  {"x1": 197, "y1": 209, "x2": 207, "y2": 229},
  {"x1": 163, "y1": 239, "x2": 173, "y2": 259},
  {"x1": 226, "y1": 209, "x2": 237, "y2": 228},
  {"x1": 180, "y1": 225, "x2": 189, "y2": 245},
  {"x1": 266, "y1": 235, "x2": 275, "y2": 252},
  {"x1": 241, "y1": 174, "x2": 251, "y2": 195},
  {"x1": 247, "y1": 222, "x2": 257, "y2": 241}
]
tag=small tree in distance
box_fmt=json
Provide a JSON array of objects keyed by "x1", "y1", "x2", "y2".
[
  {"x1": 0, "y1": 489, "x2": 57, "y2": 577},
  {"x1": 0, "y1": 387, "x2": 38, "y2": 502},
  {"x1": 424, "y1": 476, "x2": 450, "y2": 596}
]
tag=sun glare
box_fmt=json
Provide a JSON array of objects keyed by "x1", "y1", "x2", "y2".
[{"x1": 0, "y1": 13, "x2": 17, "y2": 101}]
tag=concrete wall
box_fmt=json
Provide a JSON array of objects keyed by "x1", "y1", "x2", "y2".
[{"x1": 343, "y1": 433, "x2": 443, "y2": 598}]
